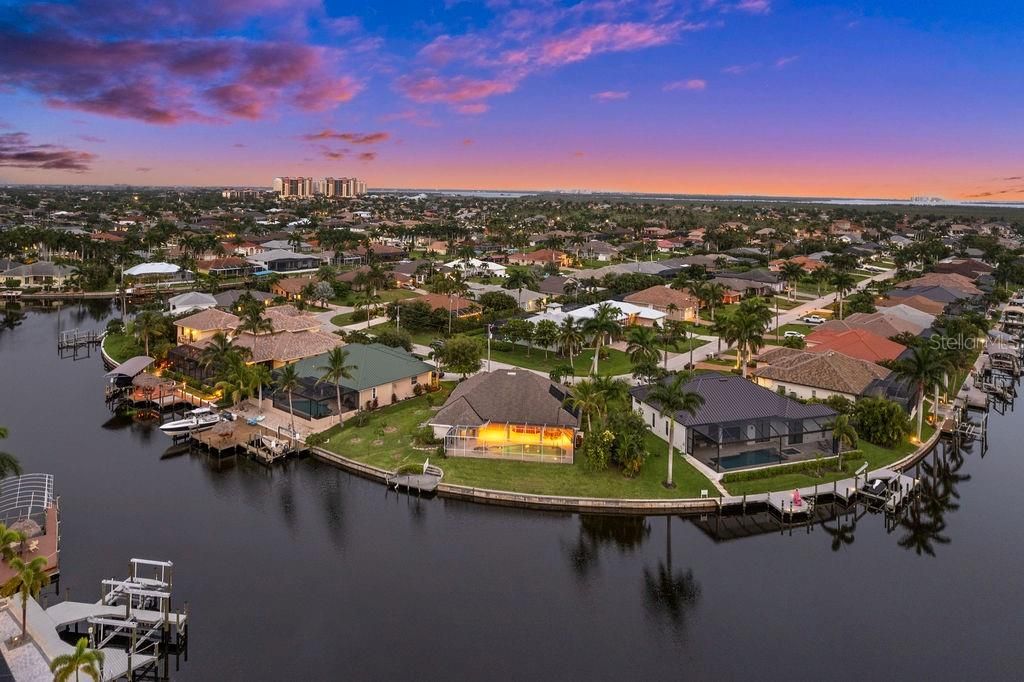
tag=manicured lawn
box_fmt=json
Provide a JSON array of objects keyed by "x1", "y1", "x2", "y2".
[
  {"x1": 699, "y1": 304, "x2": 739, "y2": 321},
  {"x1": 772, "y1": 323, "x2": 814, "y2": 336},
  {"x1": 330, "y1": 288, "x2": 417, "y2": 307},
  {"x1": 656, "y1": 337, "x2": 707, "y2": 354},
  {"x1": 318, "y1": 386, "x2": 716, "y2": 499},
  {"x1": 722, "y1": 425, "x2": 935, "y2": 496},
  {"x1": 102, "y1": 332, "x2": 143, "y2": 363},
  {"x1": 372, "y1": 322, "x2": 443, "y2": 347},
  {"x1": 331, "y1": 312, "x2": 386, "y2": 328},
  {"x1": 771, "y1": 297, "x2": 803, "y2": 310}
]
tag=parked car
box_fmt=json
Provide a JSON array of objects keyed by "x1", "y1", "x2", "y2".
[
  {"x1": 802, "y1": 315, "x2": 826, "y2": 324},
  {"x1": 783, "y1": 330, "x2": 806, "y2": 339}
]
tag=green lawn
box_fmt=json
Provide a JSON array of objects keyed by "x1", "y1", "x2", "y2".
[
  {"x1": 330, "y1": 312, "x2": 387, "y2": 328},
  {"x1": 371, "y1": 322, "x2": 443, "y2": 347},
  {"x1": 722, "y1": 424, "x2": 935, "y2": 496},
  {"x1": 772, "y1": 323, "x2": 814, "y2": 336},
  {"x1": 771, "y1": 297, "x2": 804, "y2": 310},
  {"x1": 330, "y1": 288, "x2": 417, "y2": 307},
  {"x1": 318, "y1": 386, "x2": 716, "y2": 498},
  {"x1": 103, "y1": 332, "x2": 143, "y2": 363},
  {"x1": 657, "y1": 337, "x2": 707, "y2": 354}
]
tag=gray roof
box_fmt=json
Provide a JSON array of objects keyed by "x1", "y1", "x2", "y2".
[
  {"x1": 104, "y1": 356, "x2": 155, "y2": 379},
  {"x1": 168, "y1": 291, "x2": 217, "y2": 307},
  {"x1": 292, "y1": 343, "x2": 433, "y2": 391},
  {"x1": 213, "y1": 289, "x2": 276, "y2": 307},
  {"x1": 631, "y1": 374, "x2": 835, "y2": 427},
  {"x1": 3, "y1": 261, "x2": 74, "y2": 278},
  {"x1": 431, "y1": 370, "x2": 579, "y2": 428}
]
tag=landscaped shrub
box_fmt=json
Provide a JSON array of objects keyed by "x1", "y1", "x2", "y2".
[
  {"x1": 348, "y1": 411, "x2": 371, "y2": 427},
  {"x1": 412, "y1": 426, "x2": 440, "y2": 446},
  {"x1": 721, "y1": 455, "x2": 848, "y2": 484},
  {"x1": 305, "y1": 431, "x2": 329, "y2": 447}
]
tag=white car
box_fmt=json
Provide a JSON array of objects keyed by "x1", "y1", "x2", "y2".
[
  {"x1": 802, "y1": 315, "x2": 826, "y2": 324},
  {"x1": 783, "y1": 330, "x2": 806, "y2": 339}
]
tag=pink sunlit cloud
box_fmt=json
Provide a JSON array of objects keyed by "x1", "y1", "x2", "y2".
[
  {"x1": 775, "y1": 55, "x2": 799, "y2": 68},
  {"x1": 358, "y1": 152, "x2": 377, "y2": 161},
  {"x1": 454, "y1": 103, "x2": 490, "y2": 115},
  {"x1": 735, "y1": 0, "x2": 772, "y2": 14},
  {"x1": 302, "y1": 130, "x2": 390, "y2": 144},
  {"x1": 592, "y1": 90, "x2": 630, "y2": 102},
  {"x1": 663, "y1": 79, "x2": 706, "y2": 91}
]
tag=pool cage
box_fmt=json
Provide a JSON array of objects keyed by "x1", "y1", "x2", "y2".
[
  {"x1": 0, "y1": 473, "x2": 55, "y2": 530},
  {"x1": 686, "y1": 414, "x2": 836, "y2": 473},
  {"x1": 443, "y1": 423, "x2": 577, "y2": 464}
]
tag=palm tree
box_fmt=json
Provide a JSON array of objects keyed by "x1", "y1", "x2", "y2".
[
  {"x1": 249, "y1": 363, "x2": 272, "y2": 414},
  {"x1": 214, "y1": 354, "x2": 255, "y2": 405},
  {"x1": 647, "y1": 373, "x2": 704, "y2": 488},
  {"x1": 694, "y1": 281, "x2": 727, "y2": 321},
  {"x1": 355, "y1": 292, "x2": 381, "y2": 330},
  {"x1": 274, "y1": 363, "x2": 301, "y2": 434},
  {"x1": 50, "y1": 637, "x2": 104, "y2": 682},
  {"x1": 893, "y1": 344, "x2": 951, "y2": 441},
  {"x1": 655, "y1": 321, "x2": 685, "y2": 370},
  {"x1": 504, "y1": 267, "x2": 538, "y2": 310},
  {"x1": 556, "y1": 317, "x2": 585, "y2": 376},
  {"x1": 830, "y1": 271, "x2": 857, "y2": 319},
  {"x1": 564, "y1": 379, "x2": 605, "y2": 431},
  {"x1": 7, "y1": 556, "x2": 50, "y2": 642},
  {"x1": 779, "y1": 261, "x2": 805, "y2": 300},
  {"x1": 732, "y1": 298, "x2": 772, "y2": 376},
  {"x1": 829, "y1": 414, "x2": 858, "y2": 469},
  {"x1": 812, "y1": 265, "x2": 833, "y2": 297},
  {"x1": 0, "y1": 522, "x2": 25, "y2": 562},
  {"x1": 582, "y1": 303, "x2": 622, "y2": 375},
  {"x1": 198, "y1": 331, "x2": 250, "y2": 378},
  {"x1": 0, "y1": 427, "x2": 22, "y2": 480},
  {"x1": 317, "y1": 347, "x2": 357, "y2": 423},
  {"x1": 625, "y1": 325, "x2": 660, "y2": 367},
  {"x1": 133, "y1": 310, "x2": 163, "y2": 356},
  {"x1": 237, "y1": 307, "x2": 273, "y2": 336}
]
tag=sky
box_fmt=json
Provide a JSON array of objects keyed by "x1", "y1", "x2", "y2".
[{"x1": 0, "y1": 0, "x2": 1022, "y2": 200}]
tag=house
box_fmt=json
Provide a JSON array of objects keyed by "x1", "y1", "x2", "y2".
[
  {"x1": 537, "y1": 275, "x2": 580, "y2": 297},
  {"x1": 895, "y1": 273, "x2": 982, "y2": 297},
  {"x1": 753, "y1": 347, "x2": 892, "y2": 401},
  {"x1": 877, "y1": 294, "x2": 947, "y2": 316},
  {"x1": 231, "y1": 328, "x2": 344, "y2": 368},
  {"x1": 391, "y1": 260, "x2": 435, "y2": 285},
  {"x1": 213, "y1": 289, "x2": 275, "y2": 309},
  {"x1": 173, "y1": 308, "x2": 240, "y2": 344},
  {"x1": 630, "y1": 373, "x2": 837, "y2": 473},
  {"x1": 405, "y1": 293, "x2": 480, "y2": 318},
  {"x1": 582, "y1": 240, "x2": 620, "y2": 262},
  {"x1": 508, "y1": 249, "x2": 572, "y2": 268},
  {"x1": 529, "y1": 300, "x2": 666, "y2": 328},
  {"x1": 444, "y1": 258, "x2": 507, "y2": 278},
  {"x1": 712, "y1": 270, "x2": 784, "y2": 297},
  {"x1": 271, "y1": 276, "x2": 314, "y2": 300},
  {"x1": 467, "y1": 282, "x2": 546, "y2": 312},
  {"x1": 933, "y1": 258, "x2": 993, "y2": 280},
  {"x1": 248, "y1": 249, "x2": 321, "y2": 273},
  {"x1": 814, "y1": 311, "x2": 928, "y2": 339},
  {"x1": 1, "y1": 261, "x2": 75, "y2": 288},
  {"x1": 875, "y1": 303, "x2": 936, "y2": 330},
  {"x1": 429, "y1": 370, "x2": 579, "y2": 463},
  {"x1": 285, "y1": 343, "x2": 436, "y2": 417},
  {"x1": 623, "y1": 285, "x2": 700, "y2": 321},
  {"x1": 805, "y1": 328, "x2": 908, "y2": 363},
  {"x1": 768, "y1": 255, "x2": 828, "y2": 273},
  {"x1": 195, "y1": 257, "x2": 253, "y2": 278},
  {"x1": 167, "y1": 291, "x2": 217, "y2": 315},
  {"x1": 887, "y1": 285, "x2": 972, "y2": 305}
]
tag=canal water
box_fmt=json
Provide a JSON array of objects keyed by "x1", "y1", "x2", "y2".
[{"x1": 1, "y1": 304, "x2": 1022, "y2": 679}]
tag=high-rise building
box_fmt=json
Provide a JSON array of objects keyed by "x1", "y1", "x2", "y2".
[
  {"x1": 277, "y1": 176, "x2": 368, "y2": 199},
  {"x1": 274, "y1": 176, "x2": 318, "y2": 198}
]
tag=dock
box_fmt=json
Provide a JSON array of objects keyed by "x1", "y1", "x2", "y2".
[
  {"x1": 57, "y1": 328, "x2": 104, "y2": 360},
  {"x1": 387, "y1": 460, "x2": 444, "y2": 494},
  {"x1": 191, "y1": 419, "x2": 306, "y2": 463}
]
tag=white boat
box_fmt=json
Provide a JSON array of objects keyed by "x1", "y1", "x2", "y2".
[{"x1": 159, "y1": 407, "x2": 221, "y2": 436}]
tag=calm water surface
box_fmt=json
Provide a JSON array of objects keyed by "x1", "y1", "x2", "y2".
[{"x1": 1, "y1": 304, "x2": 1022, "y2": 680}]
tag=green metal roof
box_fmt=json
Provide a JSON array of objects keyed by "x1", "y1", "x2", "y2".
[{"x1": 292, "y1": 343, "x2": 433, "y2": 391}]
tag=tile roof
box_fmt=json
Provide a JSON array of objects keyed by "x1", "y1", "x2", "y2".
[
  {"x1": 624, "y1": 285, "x2": 699, "y2": 310},
  {"x1": 805, "y1": 328, "x2": 907, "y2": 362},
  {"x1": 430, "y1": 370, "x2": 578, "y2": 428},
  {"x1": 173, "y1": 308, "x2": 240, "y2": 331},
  {"x1": 877, "y1": 295, "x2": 946, "y2": 316},
  {"x1": 232, "y1": 329, "x2": 343, "y2": 364},
  {"x1": 630, "y1": 373, "x2": 836, "y2": 427},
  {"x1": 816, "y1": 311, "x2": 926, "y2": 338},
  {"x1": 755, "y1": 347, "x2": 891, "y2": 395}
]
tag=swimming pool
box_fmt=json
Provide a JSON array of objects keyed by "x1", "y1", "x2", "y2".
[{"x1": 716, "y1": 448, "x2": 782, "y2": 470}]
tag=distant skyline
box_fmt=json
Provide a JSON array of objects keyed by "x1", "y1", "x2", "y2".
[{"x1": 1, "y1": 1, "x2": 1022, "y2": 200}]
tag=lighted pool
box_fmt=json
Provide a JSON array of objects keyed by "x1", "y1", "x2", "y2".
[{"x1": 716, "y1": 448, "x2": 782, "y2": 470}]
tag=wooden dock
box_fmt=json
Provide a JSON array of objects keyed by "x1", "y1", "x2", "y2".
[{"x1": 191, "y1": 420, "x2": 305, "y2": 463}]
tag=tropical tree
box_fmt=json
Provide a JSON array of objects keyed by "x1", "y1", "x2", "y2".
[
  {"x1": 355, "y1": 292, "x2": 381, "y2": 329},
  {"x1": 249, "y1": 363, "x2": 272, "y2": 414},
  {"x1": 692, "y1": 281, "x2": 727, "y2": 321},
  {"x1": 317, "y1": 347, "x2": 357, "y2": 423},
  {"x1": 198, "y1": 331, "x2": 250, "y2": 378},
  {"x1": 0, "y1": 427, "x2": 22, "y2": 480},
  {"x1": 829, "y1": 414, "x2": 858, "y2": 469},
  {"x1": 503, "y1": 267, "x2": 538, "y2": 310},
  {"x1": 274, "y1": 363, "x2": 301, "y2": 434},
  {"x1": 732, "y1": 297, "x2": 772, "y2": 376},
  {"x1": 893, "y1": 344, "x2": 952, "y2": 441},
  {"x1": 647, "y1": 373, "x2": 704, "y2": 488},
  {"x1": 437, "y1": 336, "x2": 483, "y2": 379},
  {"x1": 779, "y1": 261, "x2": 805, "y2": 300},
  {"x1": 556, "y1": 316, "x2": 585, "y2": 373},
  {"x1": 50, "y1": 637, "x2": 104, "y2": 682},
  {"x1": 564, "y1": 379, "x2": 605, "y2": 432},
  {"x1": 237, "y1": 307, "x2": 274, "y2": 336},
  {"x1": 625, "y1": 325, "x2": 660, "y2": 367},
  {"x1": 533, "y1": 319, "x2": 559, "y2": 359},
  {"x1": 214, "y1": 354, "x2": 256, "y2": 405},
  {"x1": 582, "y1": 303, "x2": 622, "y2": 375},
  {"x1": 830, "y1": 271, "x2": 857, "y2": 319},
  {"x1": 6, "y1": 556, "x2": 50, "y2": 642},
  {"x1": 133, "y1": 310, "x2": 164, "y2": 356},
  {"x1": 0, "y1": 522, "x2": 25, "y2": 562}
]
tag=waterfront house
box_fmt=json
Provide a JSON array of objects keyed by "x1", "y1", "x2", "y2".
[
  {"x1": 804, "y1": 328, "x2": 908, "y2": 363},
  {"x1": 168, "y1": 291, "x2": 217, "y2": 315},
  {"x1": 195, "y1": 257, "x2": 253, "y2": 278},
  {"x1": 174, "y1": 308, "x2": 240, "y2": 344},
  {"x1": 445, "y1": 257, "x2": 508, "y2": 279},
  {"x1": 623, "y1": 285, "x2": 700, "y2": 322},
  {"x1": 213, "y1": 289, "x2": 275, "y2": 309},
  {"x1": 753, "y1": 347, "x2": 892, "y2": 401},
  {"x1": 2, "y1": 261, "x2": 75, "y2": 289},
  {"x1": 430, "y1": 370, "x2": 580, "y2": 463},
  {"x1": 248, "y1": 249, "x2": 321, "y2": 273},
  {"x1": 630, "y1": 373, "x2": 837, "y2": 473},
  {"x1": 284, "y1": 343, "x2": 436, "y2": 417}
]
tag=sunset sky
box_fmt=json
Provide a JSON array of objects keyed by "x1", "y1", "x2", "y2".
[{"x1": 1, "y1": 0, "x2": 1022, "y2": 200}]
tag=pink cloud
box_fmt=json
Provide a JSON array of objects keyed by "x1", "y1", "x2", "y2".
[
  {"x1": 0, "y1": 132, "x2": 96, "y2": 172},
  {"x1": 303, "y1": 130, "x2": 390, "y2": 144},
  {"x1": 663, "y1": 79, "x2": 706, "y2": 91},
  {"x1": 462, "y1": 138, "x2": 474, "y2": 145},
  {"x1": 205, "y1": 83, "x2": 265, "y2": 119},
  {"x1": 78, "y1": 134, "x2": 106, "y2": 143},
  {"x1": 454, "y1": 103, "x2": 490, "y2": 115},
  {"x1": 775, "y1": 55, "x2": 799, "y2": 68},
  {"x1": 358, "y1": 152, "x2": 377, "y2": 161},
  {"x1": 735, "y1": 0, "x2": 771, "y2": 13},
  {"x1": 397, "y1": 73, "x2": 518, "y2": 105},
  {"x1": 379, "y1": 109, "x2": 439, "y2": 128},
  {"x1": 538, "y1": 22, "x2": 688, "y2": 66},
  {"x1": 591, "y1": 90, "x2": 630, "y2": 102},
  {"x1": 723, "y1": 63, "x2": 759, "y2": 75}
]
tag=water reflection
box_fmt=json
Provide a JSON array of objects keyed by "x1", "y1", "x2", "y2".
[
  {"x1": 823, "y1": 511, "x2": 857, "y2": 552},
  {"x1": 642, "y1": 516, "x2": 700, "y2": 631},
  {"x1": 898, "y1": 445, "x2": 969, "y2": 557},
  {"x1": 565, "y1": 514, "x2": 650, "y2": 579}
]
